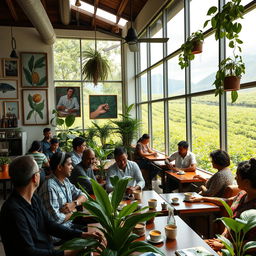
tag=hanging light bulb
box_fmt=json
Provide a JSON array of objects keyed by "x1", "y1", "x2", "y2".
[
  {"x1": 75, "y1": 0, "x2": 81, "y2": 7},
  {"x1": 10, "y1": 27, "x2": 18, "y2": 58}
]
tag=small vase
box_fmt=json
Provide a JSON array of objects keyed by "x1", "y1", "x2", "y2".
[{"x1": 1, "y1": 164, "x2": 9, "y2": 172}]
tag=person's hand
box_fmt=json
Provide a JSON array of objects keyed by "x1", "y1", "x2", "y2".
[
  {"x1": 90, "y1": 104, "x2": 110, "y2": 118},
  {"x1": 188, "y1": 196, "x2": 202, "y2": 203},
  {"x1": 126, "y1": 186, "x2": 136, "y2": 195},
  {"x1": 152, "y1": 152, "x2": 158, "y2": 157},
  {"x1": 82, "y1": 231, "x2": 104, "y2": 243},
  {"x1": 193, "y1": 174, "x2": 203, "y2": 179},
  {"x1": 58, "y1": 105, "x2": 66, "y2": 111},
  {"x1": 206, "y1": 238, "x2": 224, "y2": 251},
  {"x1": 60, "y1": 202, "x2": 76, "y2": 214}
]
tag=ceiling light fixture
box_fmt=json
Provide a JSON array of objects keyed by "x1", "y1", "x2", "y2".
[{"x1": 10, "y1": 27, "x2": 18, "y2": 58}]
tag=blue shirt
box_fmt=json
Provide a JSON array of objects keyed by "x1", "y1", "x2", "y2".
[
  {"x1": 41, "y1": 139, "x2": 51, "y2": 154},
  {"x1": 70, "y1": 151, "x2": 82, "y2": 166},
  {"x1": 45, "y1": 148, "x2": 61, "y2": 160}
]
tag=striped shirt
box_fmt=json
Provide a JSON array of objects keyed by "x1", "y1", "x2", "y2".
[{"x1": 26, "y1": 152, "x2": 48, "y2": 168}]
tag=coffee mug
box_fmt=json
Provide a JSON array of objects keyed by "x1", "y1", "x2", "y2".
[
  {"x1": 184, "y1": 192, "x2": 193, "y2": 201},
  {"x1": 133, "y1": 223, "x2": 145, "y2": 236},
  {"x1": 171, "y1": 197, "x2": 179, "y2": 204},
  {"x1": 149, "y1": 230, "x2": 161, "y2": 242},
  {"x1": 133, "y1": 190, "x2": 142, "y2": 200},
  {"x1": 148, "y1": 199, "x2": 157, "y2": 209},
  {"x1": 165, "y1": 224, "x2": 177, "y2": 240},
  {"x1": 161, "y1": 202, "x2": 168, "y2": 210}
]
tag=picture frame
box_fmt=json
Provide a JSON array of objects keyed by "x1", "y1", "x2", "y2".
[
  {"x1": 22, "y1": 89, "x2": 49, "y2": 125},
  {"x1": 55, "y1": 86, "x2": 81, "y2": 117},
  {"x1": 3, "y1": 58, "x2": 19, "y2": 78},
  {"x1": 20, "y1": 52, "x2": 48, "y2": 87},
  {"x1": 0, "y1": 60, "x2": 3, "y2": 78},
  {"x1": 89, "y1": 95, "x2": 117, "y2": 119},
  {"x1": 3, "y1": 101, "x2": 19, "y2": 119},
  {"x1": 0, "y1": 79, "x2": 18, "y2": 99}
]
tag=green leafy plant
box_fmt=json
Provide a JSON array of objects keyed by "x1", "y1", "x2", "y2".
[
  {"x1": 217, "y1": 200, "x2": 256, "y2": 256},
  {"x1": 27, "y1": 93, "x2": 45, "y2": 123},
  {"x1": 112, "y1": 104, "x2": 141, "y2": 156},
  {"x1": 214, "y1": 55, "x2": 245, "y2": 103},
  {"x1": 23, "y1": 55, "x2": 46, "y2": 86},
  {"x1": 82, "y1": 47, "x2": 110, "y2": 85},
  {"x1": 178, "y1": 30, "x2": 204, "y2": 69},
  {"x1": 61, "y1": 176, "x2": 164, "y2": 256},
  {"x1": 0, "y1": 157, "x2": 11, "y2": 165},
  {"x1": 50, "y1": 109, "x2": 76, "y2": 152},
  {"x1": 92, "y1": 122, "x2": 113, "y2": 147}
]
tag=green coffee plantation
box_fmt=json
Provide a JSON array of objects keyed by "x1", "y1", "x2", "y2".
[{"x1": 142, "y1": 89, "x2": 256, "y2": 173}]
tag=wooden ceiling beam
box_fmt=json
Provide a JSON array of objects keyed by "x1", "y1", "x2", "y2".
[
  {"x1": 92, "y1": 0, "x2": 99, "y2": 28},
  {"x1": 116, "y1": 0, "x2": 129, "y2": 24},
  {"x1": 5, "y1": 0, "x2": 18, "y2": 21}
]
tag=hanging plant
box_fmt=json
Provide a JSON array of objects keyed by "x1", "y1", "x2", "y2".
[
  {"x1": 82, "y1": 47, "x2": 110, "y2": 85},
  {"x1": 178, "y1": 30, "x2": 204, "y2": 69}
]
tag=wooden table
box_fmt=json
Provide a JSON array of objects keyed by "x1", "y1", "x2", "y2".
[
  {"x1": 0, "y1": 170, "x2": 11, "y2": 200},
  {"x1": 165, "y1": 169, "x2": 212, "y2": 192},
  {"x1": 88, "y1": 216, "x2": 218, "y2": 255},
  {"x1": 144, "y1": 153, "x2": 168, "y2": 162},
  {"x1": 159, "y1": 192, "x2": 220, "y2": 238}
]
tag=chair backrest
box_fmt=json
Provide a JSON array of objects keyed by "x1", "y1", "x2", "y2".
[{"x1": 223, "y1": 185, "x2": 241, "y2": 198}]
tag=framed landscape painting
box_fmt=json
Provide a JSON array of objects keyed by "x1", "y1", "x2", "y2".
[
  {"x1": 20, "y1": 52, "x2": 48, "y2": 87},
  {"x1": 0, "y1": 79, "x2": 18, "y2": 99},
  {"x1": 89, "y1": 95, "x2": 117, "y2": 119},
  {"x1": 22, "y1": 89, "x2": 49, "y2": 125},
  {"x1": 3, "y1": 101, "x2": 19, "y2": 119},
  {"x1": 3, "y1": 58, "x2": 19, "y2": 78}
]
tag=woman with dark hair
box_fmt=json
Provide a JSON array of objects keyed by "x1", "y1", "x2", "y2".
[
  {"x1": 190, "y1": 158, "x2": 256, "y2": 252},
  {"x1": 133, "y1": 134, "x2": 161, "y2": 189},
  {"x1": 193, "y1": 150, "x2": 233, "y2": 197}
]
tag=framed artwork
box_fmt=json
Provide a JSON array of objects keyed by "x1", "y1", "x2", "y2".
[
  {"x1": 55, "y1": 87, "x2": 81, "y2": 117},
  {"x1": 0, "y1": 60, "x2": 3, "y2": 78},
  {"x1": 0, "y1": 79, "x2": 18, "y2": 99},
  {"x1": 89, "y1": 95, "x2": 117, "y2": 119},
  {"x1": 3, "y1": 101, "x2": 19, "y2": 119},
  {"x1": 3, "y1": 58, "x2": 19, "y2": 78},
  {"x1": 22, "y1": 89, "x2": 49, "y2": 125},
  {"x1": 20, "y1": 52, "x2": 48, "y2": 87}
]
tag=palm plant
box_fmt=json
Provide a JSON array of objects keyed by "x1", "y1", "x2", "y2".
[
  {"x1": 82, "y1": 47, "x2": 110, "y2": 85},
  {"x1": 61, "y1": 177, "x2": 164, "y2": 256},
  {"x1": 217, "y1": 200, "x2": 256, "y2": 256},
  {"x1": 92, "y1": 122, "x2": 113, "y2": 147}
]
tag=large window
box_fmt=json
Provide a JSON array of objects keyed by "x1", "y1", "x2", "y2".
[{"x1": 54, "y1": 38, "x2": 122, "y2": 130}]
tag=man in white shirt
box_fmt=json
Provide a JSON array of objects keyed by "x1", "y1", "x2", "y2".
[{"x1": 106, "y1": 147, "x2": 145, "y2": 193}]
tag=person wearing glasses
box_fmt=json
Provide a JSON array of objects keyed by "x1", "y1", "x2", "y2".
[{"x1": 0, "y1": 155, "x2": 102, "y2": 256}]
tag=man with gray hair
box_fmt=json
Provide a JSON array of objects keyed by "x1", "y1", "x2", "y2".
[{"x1": 0, "y1": 155, "x2": 101, "y2": 256}]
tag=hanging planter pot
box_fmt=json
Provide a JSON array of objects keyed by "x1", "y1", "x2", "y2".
[
  {"x1": 191, "y1": 40, "x2": 203, "y2": 54},
  {"x1": 224, "y1": 76, "x2": 240, "y2": 91}
]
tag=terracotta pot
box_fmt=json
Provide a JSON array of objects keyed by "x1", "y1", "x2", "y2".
[
  {"x1": 1, "y1": 164, "x2": 9, "y2": 172},
  {"x1": 224, "y1": 76, "x2": 240, "y2": 91},
  {"x1": 192, "y1": 41, "x2": 203, "y2": 54}
]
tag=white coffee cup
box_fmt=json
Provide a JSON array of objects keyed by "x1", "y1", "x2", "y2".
[
  {"x1": 133, "y1": 190, "x2": 142, "y2": 200},
  {"x1": 148, "y1": 199, "x2": 157, "y2": 209},
  {"x1": 149, "y1": 230, "x2": 161, "y2": 242},
  {"x1": 171, "y1": 197, "x2": 179, "y2": 204},
  {"x1": 133, "y1": 223, "x2": 145, "y2": 236},
  {"x1": 184, "y1": 192, "x2": 193, "y2": 201},
  {"x1": 165, "y1": 224, "x2": 177, "y2": 240}
]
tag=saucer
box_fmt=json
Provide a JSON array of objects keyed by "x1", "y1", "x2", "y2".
[
  {"x1": 177, "y1": 171, "x2": 185, "y2": 175},
  {"x1": 117, "y1": 203, "x2": 127, "y2": 211},
  {"x1": 146, "y1": 235, "x2": 164, "y2": 244},
  {"x1": 171, "y1": 202, "x2": 179, "y2": 205}
]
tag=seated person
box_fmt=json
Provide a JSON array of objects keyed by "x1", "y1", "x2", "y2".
[
  {"x1": 26, "y1": 140, "x2": 50, "y2": 186},
  {"x1": 106, "y1": 147, "x2": 145, "y2": 193},
  {"x1": 190, "y1": 158, "x2": 256, "y2": 253},
  {"x1": 45, "y1": 138, "x2": 61, "y2": 160},
  {"x1": 69, "y1": 149, "x2": 97, "y2": 194},
  {"x1": 39, "y1": 152, "x2": 87, "y2": 229},
  {"x1": 194, "y1": 149, "x2": 233, "y2": 197},
  {"x1": 41, "y1": 127, "x2": 52, "y2": 154},
  {"x1": 133, "y1": 134, "x2": 161, "y2": 189},
  {"x1": 70, "y1": 137, "x2": 87, "y2": 166},
  {"x1": 166, "y1": 140, "x2": 196, "y2": 172},
  {"x1": 0, "y1": 155, "x2": 101, "y2": 256}
]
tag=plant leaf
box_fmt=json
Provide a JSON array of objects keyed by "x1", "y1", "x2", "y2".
[
  {"x1": 28, "y1": 55, "x2": 34, "y2": 72},
  {"x1": 37, "y1": 110, "x2": 43, "y2": 119},
  {"x1": 34, "y1": 56, "x2": 45, "y2": 69},
  {"x1": 23, "y1": 67, "x2": 32, "y2": 85},
  {"x1": 231, "y1": 91, "x2": 238, "y2": 103},
  {"x1": 26, "y1": 109, "x2": 34, "y2": 120},
  {"x1": 37, "y1": 76, "x2": 46, "y2": 86},
  {"x1": 65, "y1": 114, "x2": 75, "y2": 127}
]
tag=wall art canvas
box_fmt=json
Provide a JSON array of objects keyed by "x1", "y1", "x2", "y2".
[
  {"x1": 0, "y1": 79, "x2": 18, "y2": 99},
  {"x1": 3, "y1": 58, "x2": 19, "y2": 78},
  {"x1": 3, "y1": 101, "x2": 19, "y2": 119}
]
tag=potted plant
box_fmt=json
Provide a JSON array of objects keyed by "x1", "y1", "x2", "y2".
[
  {"x1": 92, "y1": 122, "x2": 113, "y2": 148},
  {"x1": 216, "y1": 200, "x2": 256, "y2": 256},
  {"x1": 61, "y1": 176, "x2": 164, "y2": 255},
  {"x1": 0, "y1": 157, "x2": 11, "y2": 172},
  {"x1": 213, "y1": 55, "x2": 245, "y2": 103},
  {"x1": 112, "y1": 104, "x2": 141, "y2": 158},
  {"x1": 82, "y1": 47, "x2": 110, "y2": 86},
  {"x1": 178, "y1": 30, "x2": 204, "y2": 69}
]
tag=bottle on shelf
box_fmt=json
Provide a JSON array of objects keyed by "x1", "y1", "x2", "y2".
[{"x1": 167, "y1": 206, "x2": 176, "y2": 226}]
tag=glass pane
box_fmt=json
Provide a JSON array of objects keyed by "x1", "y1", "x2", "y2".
[
  {"x1": 190, "y1": 0, "x2": 218, "y2": 32},
  {"x1": 152, "y1": 102, "x2": 165, "y2": 152},
  {"x1": 168, "y1": 56, "x2": 185, "y2": 96},
  {"x1": 140, "y1": 32, "x2": 147, "y2": 72},
  {"x1": 150, "y1": 17, "x2": 163, "y2": 65},
  {"x1": 140, "y1": 73, "x2": 148, "y2": 102},
  {"x1": 191, "y1": 95, "x2": 219, "y2": 172},
  {"x1": 226, "y1": 10, "x2": 256, "y2": 83},
  {"x1": 83, "y1": 82, "x2": 122, "y2": 127},
  {"x1": 54, "y1": 38, "x2": 81, "y2": 80},
  {"x1": 227, "y1": 89, "x2": 256, "y2": 170},
  {"x1": 151, "y1": 64, "x2": 163, "y2": 100},
  {"x1": 141, "y1": 104, "x2": 149, "y2": 135},
  {"x1": 169, "y1": 99, "x2": 186, "y2": 153},
  {"x1": 241, "y1": 0, "x2": 252, "y2": 5},
  {"x1": 167, "y1": 0, "x2": 184, "y2": 54},
  {"x1": 191, "y1": 35, "x2": 219, "y2": 93}
]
